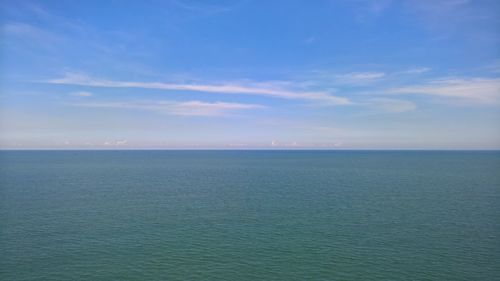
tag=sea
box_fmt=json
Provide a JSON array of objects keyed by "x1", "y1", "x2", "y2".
[{"x1": 1, "y1": 150, "x2": 499, "y2": 280}]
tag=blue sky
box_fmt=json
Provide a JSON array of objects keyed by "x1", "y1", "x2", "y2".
[{"x1": 1, "y1": 0, "x2": 499, "y2": 149}]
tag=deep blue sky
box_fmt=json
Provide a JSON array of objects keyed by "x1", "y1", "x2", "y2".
[{"x1": 1, "y1": 0, "x2": 499, "y2": 149}]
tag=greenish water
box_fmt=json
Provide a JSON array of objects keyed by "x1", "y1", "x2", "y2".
[{"x1": 1, "y1": 151, "x2": 499, "y2": 280}]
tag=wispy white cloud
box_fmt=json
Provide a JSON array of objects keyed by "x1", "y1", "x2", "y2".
[
  {"x1": 2, "y1": 22, "x2": 61, "y2": 47},
  {"x1": 333, "y1": 71, "x2": 386, "y2": 84},
  {"x1": 72, "y1": 100, "x2": 266, "y2": 116},
  {"x1": 405, "y1": 0, "x2": 499, "y2": 42},
  {"x1": 369, "y1": 0, "x2": 393, "y2": 14},
  {"x1": 368, "y1": 98, "x2": 417, "y2": 112},
  {"x1": 70, "y1": 91, "x2": 93, "y2": 97},
  {"x1": 484, "y1": 60, "x2": 500, "y2": 73},
  {"x1": 304, "y1": 68, "x2": 432, "y2": 89},
  {"x1": 351, "y1": 0, "x2": 393, "y2": 24},
  {"x1": 104, "y1": 139, "x2": 128, "y2": 146},
  {"x1": 22, "y1": 2, "x2": 52, "y2": 19},
  {"x1": 387, "y1": 77, "x2": 500, "y2": 104},
  {"x1": 168, "y1": 0, "x2": 235, "y2": 16},
  {"x1": 400, "y1": 67, "x2": 431, "y2": 74},
  {"x1": 45, "y1": 73, "x2": 351, "y2": 105},
  {"x1": 304, "y1": 36, "x2": 316, "y2": 44}
]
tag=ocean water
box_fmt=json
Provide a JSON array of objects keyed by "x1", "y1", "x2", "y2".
[{"x1": 1, "y1": 151, "x2": 499, "y2": 280}]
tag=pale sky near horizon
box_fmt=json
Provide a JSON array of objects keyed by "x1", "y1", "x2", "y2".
[{"x1": 1, "y1": 0, "x2": 499, "y2": 149}]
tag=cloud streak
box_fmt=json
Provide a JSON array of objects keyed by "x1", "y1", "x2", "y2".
[
  {"x1": 333, "y1": 72, "x2": 386, "y2": 84},
  {"x1": 45, "y1": 73, "x2": 351, "y2": 105},
  {"x1": 368, "y1": 98, "x2": 417, "y2": 112},
  {"x1": 400, "y1": 67, "x2": 431, "y2": 74},
  {"x1": 2, "y1": 22, "x2": 62, "y2": 49},
  {"x1": 387, "y1": 77, "x2": 500, "y2": 104},
  {"x1": 71, "y1": 91, "x2": 93, "y2": 97},
  {"x1": 72, "y1": 100, "x2": 266, "y2": 116}
]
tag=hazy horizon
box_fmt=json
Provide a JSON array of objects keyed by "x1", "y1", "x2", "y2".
[{"x1": 1, "y1": 0, "x2": 499, "y2": 149}]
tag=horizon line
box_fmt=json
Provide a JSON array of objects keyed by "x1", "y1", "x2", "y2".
[{"x1": 1, "y1": 148, "x2": 499, "y2": 152}]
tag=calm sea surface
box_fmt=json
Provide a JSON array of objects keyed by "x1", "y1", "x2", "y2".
[{"x1": 1, "y1": 151, "x2": 499, "y2": 280}]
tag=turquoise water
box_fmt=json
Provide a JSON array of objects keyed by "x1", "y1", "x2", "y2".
[{"x1": 1, "y1": 151, "x2": 499, "y2": 280}]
